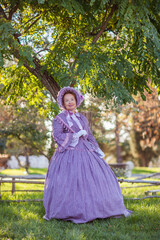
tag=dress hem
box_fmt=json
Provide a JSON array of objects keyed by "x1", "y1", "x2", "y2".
[{"x1": 43, "y1": 210, "x2": 133, "y2": 224}]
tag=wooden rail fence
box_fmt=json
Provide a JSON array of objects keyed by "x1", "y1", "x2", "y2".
[
  {"x1": 0, "y1": 174, "x2": 45, "y2": 202},
  {"x1": 0, "y1": 173, "x2": 160, "y2": 202}
]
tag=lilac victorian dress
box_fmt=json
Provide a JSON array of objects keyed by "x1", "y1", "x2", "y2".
[{"x1": 43, "y1": 110, "x2": 132, "y2": 224}]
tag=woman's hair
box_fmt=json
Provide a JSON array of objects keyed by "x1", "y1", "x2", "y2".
[{"x1": 62, "y1": 91, "x2": 77, "y2": 107}]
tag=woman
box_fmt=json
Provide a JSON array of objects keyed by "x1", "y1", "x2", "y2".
[{"x1": 43, "y1": 86, "x2": 132, "y2": 224}]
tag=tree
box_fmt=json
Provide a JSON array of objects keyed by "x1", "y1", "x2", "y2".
[
  {"x1": 91, "y1": 86, "x2": 160, "y2": 167},
  {"x1": 0, "y1": 0, "x2": 160, "y2": 107},
  {"x1": 0, "y1": 98, "x2": 50, "y2": 171},
  {"x1": 128, "y1": 85, "x2": 160, "y2": 166}
]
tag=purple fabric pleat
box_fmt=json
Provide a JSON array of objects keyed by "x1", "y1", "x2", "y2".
[{"x1": 43, "y1": 112, "x2": 132, "y2": 223}]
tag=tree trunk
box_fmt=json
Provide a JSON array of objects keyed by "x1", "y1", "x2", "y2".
[
  {"x1": 25, "y1": 152, "x2": 29, "y2": 174},
  {"x1": 23, "y1": 60, "x2": 60, "y2": 100},
  {"x1": 115, "y1": 113, "x2": 122, "y2": 163},
  {"x1": 80, "y1": 111, "x2": 92, "y2": 130},
  {"x1": 129, "y1": 114, "x2": 143, "y2": 166},
  {"x1": 129, "y1": 114, "x2": 155, "y2": 167}
]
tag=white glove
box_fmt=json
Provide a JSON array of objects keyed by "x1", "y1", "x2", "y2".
[
  {"x1": 96, "y1": 148, "x2": 105, "y2": 158},
  {"x1": 69, "y1": 130, "x2": 87, "y2": 147},
  {"x1": 76, "y1": 129, "x2": 87, "y2": 137}
]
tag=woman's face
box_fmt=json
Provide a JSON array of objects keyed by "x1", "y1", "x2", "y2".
[{"x1": 63, "y1": 93, "x2": 77, "y2": 112}]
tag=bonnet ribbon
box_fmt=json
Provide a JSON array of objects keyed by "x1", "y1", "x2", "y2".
[{"x1": 63, "y1": 110, "x2": 82, "y2": 129}]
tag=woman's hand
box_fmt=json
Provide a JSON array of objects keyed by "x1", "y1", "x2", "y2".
[{"x1": 69, "y1": 130, "x2": 87, "y2": 147}]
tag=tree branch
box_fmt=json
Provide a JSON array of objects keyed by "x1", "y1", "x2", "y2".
[
  {"x1": 15, "y1": 134, "x2": 49, "y2": 159},
  {"x1": 89, "y1": 3, "x2": 112, "y2": 37},
  {"x1": 93, "y1": 4, "x2": 117, "y2": 43},
  {"x1": 35, "y1": 48, "x2": 50, "y2": 55},
  {"x1": 0, "y1": 6, "x2": 60, "y2": 100},
  {"x1": 69, "y1": 56, "x2": 78, "y2": 87},
  {"x1": 0, "y1": 5, "x2": 8, "y2": 20},
  {"x1": 89, "y1": 25, "x2": 102, "y2": 36},
  {"x1": 0, "y1": 18, "x2": 60, "y2": 100},
  {"x1": 24, "y1": 16, "x2": 41, "y2": 33},
  {"x1": 102, "y1": 3, "x2": 111, "y2": 26},
  {"x1": 23, "y1": 59, "x2": 60, "y2": 100},
  {"x1": 8, "y1": 1, "x2": 20, "y2": 20},
  {"x1": 70, "y1": 5, "x2": 117, "y2": 87},
  {"x1": 21, "y1": 13, "x2": 40, "y2": 27}
]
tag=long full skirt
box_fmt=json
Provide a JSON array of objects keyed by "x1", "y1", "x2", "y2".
[{"x1": 43, "y1": 141, "x2": 132, "y2": 224}]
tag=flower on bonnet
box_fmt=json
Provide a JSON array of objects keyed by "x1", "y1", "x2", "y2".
[{"x1": 57, "y1": 86, "x2": 83, "y2": 109}]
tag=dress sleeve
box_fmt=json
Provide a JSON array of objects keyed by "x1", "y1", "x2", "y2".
[
  {"x1": 87, "y1": 124, "x2": 105, "y2": 158},
  {"x1": 81, "y1": 114, "x2": 105, "y2": 158},
  {"x1": 86, "y1": 122, "x2": 99, "y2": 149},
  {"x1": 52, "y1": 117, "x2": 74, "y2": 152}
]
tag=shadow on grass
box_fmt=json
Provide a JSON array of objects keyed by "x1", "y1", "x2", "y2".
[
  {"x1": 0, "y1": 196, "x2": 160, "y2": 240},
  {"x1": 0, "y1": 201, "x2": 45, "y2": 239}
]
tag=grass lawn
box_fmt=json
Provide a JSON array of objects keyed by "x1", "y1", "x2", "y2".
[
  {"x1": 132, "y1": 167, "x2": 160, "y2": 175},
  {"x1": 0, "y1": 168, "x2": 160, "y2": 240},
  {"x1": 0, "y1": 168, "x2": 47, "y2": 176}
]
